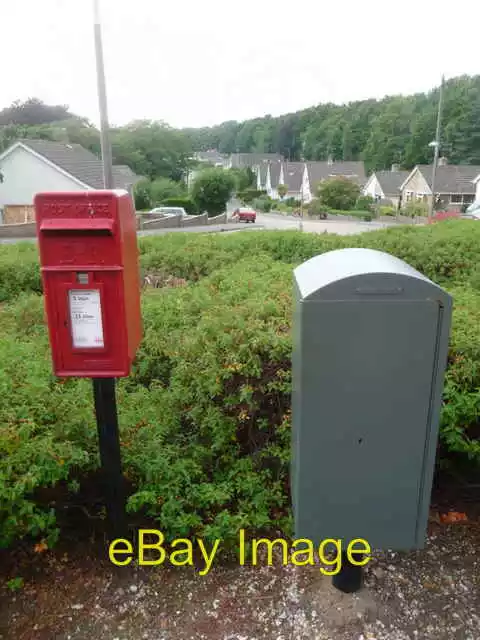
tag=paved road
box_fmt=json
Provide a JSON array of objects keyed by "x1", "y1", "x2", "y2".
[
  {"x1": 255, "y1": 212, "x2": 397, "y2": 235},
  {"x1": 0, "y1": 211, "x2": 400, "y2": 244}
]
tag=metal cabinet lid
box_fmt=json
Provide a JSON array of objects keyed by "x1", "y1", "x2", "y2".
[{"x1": 294, "y1": 248, "x2": 451, "y2": 304}]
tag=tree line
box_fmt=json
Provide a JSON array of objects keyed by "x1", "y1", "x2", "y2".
[
  {"x1": 184, "y1": 75, "x2": 480, "y2": 171},
  {"x1": 1, "y1": 75, "x2": 480, "y2": 183}
]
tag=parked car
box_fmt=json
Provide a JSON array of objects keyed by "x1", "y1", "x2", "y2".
[
  {"x1": 232, "y1": 207, "x2": 256, "y2": 223},
  {"x1": 149, "y1": 206, "x2": 187, "y2": 217}
]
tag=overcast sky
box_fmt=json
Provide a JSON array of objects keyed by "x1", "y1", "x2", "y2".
[{"x1": 2, "y1": 0, "x2": 479, "y2": 129}]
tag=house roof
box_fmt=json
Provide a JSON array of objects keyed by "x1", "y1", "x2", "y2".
[
  {"x1": 268, "y1": 161, "x2": 282, "y2": 188},
  {"x1": 375, "y1": 170, "x2": 410, "y2": 196},
  {"x1": 281, "y1": 162, "x2": 304, "y2": 192},
  {"x1": 11, "y1": 139, "x2": 141, "y2": 189},
  {"x1": 230, "y1": 153, "x2": 283, "y2": 169},
  {"x1": 413, "y1": 164, "x2": 480, "y2": 194},
  {"x1": 306, "y1": 161, "x2": 366, "y2": 189},
  {"x1": 194, "y1": 150, "x2": 226, "y2": 164}
]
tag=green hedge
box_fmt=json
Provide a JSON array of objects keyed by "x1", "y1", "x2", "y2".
[
  {"x1": 160, "y1": 197, "x2": 198, "y2": 214},
  {"x1": 1, "y1": 221, "x2": 480, "y2": 547},
  {"x1": 237, "y1": 188, "x2": 265, "y2": 203}
]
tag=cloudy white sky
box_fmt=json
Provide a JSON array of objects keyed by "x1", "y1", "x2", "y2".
[{"x1": 2, "y1": 0, "x2": 479, "y2": 129}]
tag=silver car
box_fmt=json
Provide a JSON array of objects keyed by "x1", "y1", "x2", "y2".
[{"x1": 149, "y1": 207, "x2": 187, "y2": 217}]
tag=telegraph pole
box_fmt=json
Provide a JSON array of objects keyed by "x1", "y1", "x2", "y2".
[
  {"x1": 92, "y1": 0, "x2": 126, "y2": 541},
  {"x1": 429, "y1": 75, "x2": 445, "y2": 221}
]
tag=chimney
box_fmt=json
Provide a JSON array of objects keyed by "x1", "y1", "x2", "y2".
[
  {"x1": 438, "y1": 157, "x2": 447, "y2": 166},
  {"x1": 327, "y1": 155, "x2": 333, "y2": 166},
  {"x1": 391, "y1": 163, "x2": 399, "y2": 172}
]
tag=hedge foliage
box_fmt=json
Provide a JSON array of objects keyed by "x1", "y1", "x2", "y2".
[{"x1": 1, "y1": 220, "x2": 479, "y2": 548}]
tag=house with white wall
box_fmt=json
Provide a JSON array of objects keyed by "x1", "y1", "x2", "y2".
[
  {"x1": 399, "y1": 160, "x2": 480, "y2": 212},
  {"x1": 0, "y1": 139, "x2": 140, "y2": 224},
  {"x1": 301, "y1": 159, "x2": 366, "y2": 203},
  {"x1": 362, "y1": 166, "x2": 410, "y2": 209},
  {"x1": 265, "y1": 161, "x2": 282, "y2": 199},
  {"x1": 277, "y1": 162, "x2": 304, "y2": 200}
]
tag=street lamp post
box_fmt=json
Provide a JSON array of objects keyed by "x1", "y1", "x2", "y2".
[
  {"x1": 93, "y1": 0, "x2": 114, "y2": 190},
  {"x1": 92, "y1": 0, "x2": 127, "y2": 541},
  {"x1": 428, "y1": 75, "x2": 445, "y2": 221}
]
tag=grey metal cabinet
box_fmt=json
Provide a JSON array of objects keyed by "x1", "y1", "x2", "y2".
[{"x1": 292, "y1": 248, "x2": 452, "y2": 550}]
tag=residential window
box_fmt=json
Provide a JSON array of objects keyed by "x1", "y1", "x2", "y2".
[
  {"x1": 463, "y1": 194, "x2": 475, "y2": 204},
  {"x1": 450, "y1": 194, "x2": 462, "y2": 204},
  {"x1": 405, "y1": 191, "x2": 413, "y2": 202}
]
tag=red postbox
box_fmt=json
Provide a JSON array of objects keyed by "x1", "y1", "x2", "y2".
[{"x1": 35, "y1": 190, "x2": 142, "y2": 377}]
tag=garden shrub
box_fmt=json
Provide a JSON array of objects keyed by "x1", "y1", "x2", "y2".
[
  {"x1": 402, "y1": 200, "x2": 429, "y2": 218},
  {"x1": 160, "y1": 197, "x2": 198, "y2": 214},
  {"x1": 1, "y1": 220, "x2": 480, "y2": 547},
  {"x1": 252, "y1": 196, "x2": 273, "y2": 212},
  {"x1": 379, "y1": 205, "x2": 397, "y2": 217},
  {"x1": 0, "y1": 242, "x2": 41, "y2": 302},
  {"x1": 237, "y1": 188, "x2": 265, "y2": 204},
  {"x1": 355, "y1": 195, "x2": 375, "y2": 212},
  {"x1": 307, "y1": 198, "x2": 328, "y2": 219}
]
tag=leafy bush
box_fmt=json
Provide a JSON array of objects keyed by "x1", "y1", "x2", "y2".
[
  {"x1": 317, "y1": 176, "x2": 361, "y2": 210},
  {"x1": 285, "y1": 197, "x2": 301, "y2": 207},
  {"x1": 150, "y1": 177, "x2": 187, "y2": 205},
  {"x1": 252, "y1": 196, "x2": 273, "y2": 212},
  {"x1": 237, "y1": 188, "x2": 265, "y2": 204},
  {"x1": 307, "y1": 198, "x2": 328, "y2": 219},
  {"x1": 440, "y1": 284, "x2": 480, "y2": 461},
  {"x1": 228, "y1": 168, "x2": 256, "y2": 192},
  {"x1": 160, "y1": 197, "x2": 198, "y2": 214},
  {"x1": 191, "y1": 168, "x2": 235, "y2": 216},
  {"x1": 2, "y1": 221, "x2": 480, "y2": 547},
  {"x1": 379, "y1": 205, "x2": 397, "y2": 216},
  {"x1": 0, "y1": 294, "x2": 98, "y2": 546},
  {"x1": 355, "y1": 195, "x2": 375, "y2": 212},
  {"x1": 0, "y1": 242, "x2": 41, "y2": 302},
  {"x1": 133, "y1": 178, "x2": 152, "y2": 210},
  {"x1": 402, "y1": 200, "x2": 429, "y2": 218}
]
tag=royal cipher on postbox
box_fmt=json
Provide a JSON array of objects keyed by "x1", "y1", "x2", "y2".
[{"x1": 35, "y1": 190, "x2": 142, "y2": 378}]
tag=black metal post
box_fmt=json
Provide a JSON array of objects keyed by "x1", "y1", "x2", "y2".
[
  {"x1": 332, "y1": 551, "x2": 363, "y2": 593},
  {"x1": 93, "y1": 377, "x2": 127, "y2": 540}
]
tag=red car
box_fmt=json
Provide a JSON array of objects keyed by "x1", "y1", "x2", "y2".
[{"x1": 232, "y1": 207, "x2": 256, "y2": 223}]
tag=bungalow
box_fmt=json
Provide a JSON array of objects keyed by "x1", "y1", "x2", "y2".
[
  {"x1": 265, "y1": 161, "x2": 282, "y2": 199},
  {"x1": 301, "y1": 159, "x2": 366, "y2": 203},
  {"x1": 0, "y1": 139, "x2": 141, "y2": 224},
  {"x1": 256, "y1": 163, "x2": 268, "y2": 191},
  {"x1": 362, "y1": 165, "x2": 410, "y2": 209},
  {"x1": 399, "y1": 159, "x2": 480, "y2": 211},
  {"x1": 277, "y1": 162, "x2": 304, "y2": 200}
]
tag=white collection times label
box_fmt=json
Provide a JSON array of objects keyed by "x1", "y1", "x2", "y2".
[{"x1": 68, "y1": 290, "x2": 105, "y2": 348}]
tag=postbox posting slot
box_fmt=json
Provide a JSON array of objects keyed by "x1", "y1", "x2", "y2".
[{"x1": 39, "y1": 218, "x2": 115, "y2": 234}]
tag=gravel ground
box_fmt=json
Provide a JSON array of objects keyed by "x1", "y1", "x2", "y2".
[{"x1": 1, "y1": 521, "x2": 478, "y2": 640}]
